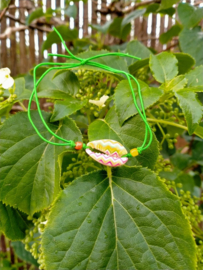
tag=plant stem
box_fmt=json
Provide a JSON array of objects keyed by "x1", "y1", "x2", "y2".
[
  {"x1": 147, "y1": 118, "x2": 188, "y2": 131},
  {"x1": 19, "y1": 102, "x2": 27, "y2": 111}
]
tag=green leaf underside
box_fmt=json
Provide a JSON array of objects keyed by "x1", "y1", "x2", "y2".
[
  {"x1": 0, "y1": 111, "x2": 82, "y2": 215},
  {"x1": 126, "y1": 40, "x2": 152, "y2": 66},
  {"x1": 37, "y1": 70, "x2": 80, "y2": 98},
  {"x1": 149, "y1": 52, "x2": 178, "y2": 83},
  {"x1": 179, "y1": 27, "x2": 203, "y2": 67},
  {"x1": 175, "y1": 90, "x2": 202, "y2": 135},
  {"x1": 173, "y1": 53, "x2": 195, "y2": 75},
  {"x1": 185, "y1": 66, "x2": 203, "y2": 87},
  {"x1": 178, "y1": 3, "x2": 203, "y2": 28},
  {"x1": 42, "y1": 167, "x2": 196, "y2": 270},
  {"x1": 88, "y1": 107, "x2": 159, "y2": 170},
  {"x1": 51, "y1": 97, "x2": 87, "y2": 122},
  {"x1": 42, "y1": 25, "x2": 78, "y2": 51},
  {"x1": 11, "y1": 241, "x2": 39, "y2": 266},
  {"x1": 114, "y1": 79, "x2": 163, "y2": 124},
  {"x1": 0, "y1": 202, "x2": 29, "y2": 240}
]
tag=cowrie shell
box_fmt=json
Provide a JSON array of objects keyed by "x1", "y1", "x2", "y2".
[{"x1": 86, "y1": 139, "x2": 128, "y2": 167}]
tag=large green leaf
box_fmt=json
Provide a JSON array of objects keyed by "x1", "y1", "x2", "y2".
[
  {"x1": 0, "y1": 202, "x2": 29, "y2": 240},
  {"x1": 185, "y1": 66, "x2": 203, "y2": 87},
  {"x1": 175, "y1": 89, "x2": 202, "y2": 134},
  {"x1": 37, "y1": 69, "x2": 80, "y2": 98},
  {"x1": 0, "y1": 111, "x2": 82, "y2": 215},
  {"x1": 42, "y1": 25, "x2": 78, "y2": 51},
  {"x1": 178, "y1": 3, "x2": 203, "y2": 28},
  {"x1": 159, "y1": 24, "x2": 182, "y2": 44},
  {"x1": 42, "y1": 167, "x2": 196, "y2": 270},
  {"x1": 114, "y1": 79, "x2": 163, "y2": 124},
  {"x1": 179, "y1": 27, "x2": 203, "y2": 67},
  {"x1": 174, "y1": 53, "x2": 195, "y2": 75},
  {"x1": 51, "y1": 96, "x2": 87, "y2": 122},
  {"x1": 88, "y1": 107, "x2": 159, "y2": 169},
  {"x1": 125, "y1": 40, "x2": 152, "y2": 66},
  {"x1": 149, "y1": 52, "x2": 178, "y2": 83},
  {"x1": 11, "y1": 241, "x2": 39, "y2": 266}
]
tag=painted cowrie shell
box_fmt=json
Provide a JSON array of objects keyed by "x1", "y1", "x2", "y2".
[{"x1": 86, "y1": 139, "x2": 128, "y2": 167}]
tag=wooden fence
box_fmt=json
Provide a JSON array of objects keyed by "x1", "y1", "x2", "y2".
[{"x1": 0, "y1": 0, "x2": 200, "y2": 76}]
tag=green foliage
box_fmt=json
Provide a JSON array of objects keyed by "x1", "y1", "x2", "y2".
[
  {"x1": 26, "y1": 8, "x2": 44, "y2": 25},
  {"x1": 149, "y1": 52, "x2": 178, "y2": 83},
  {"x1": 114, "y1": 79, "x2": 163, "y2": 124},
  {"x1": 1, "y1": 2, "x2": 203, "y2": 268},
  {"x1": 42, "y1": 167, "x2": 196, "y2": 270},
  {"x1": 159, "y1": 0, "x2": 180, "y2": 10},
  {"x1": 89, "y1": 107, "x2": 159, "y2": 170},
  {"x1": 179, "y1": 27, "x2": 203, "y2": 66},
  {"x1": 175, "y1": 90, "x2": 202, "y2": 134},
  {"x1": 11, "y1": 241, "x2": 39, "y2": 266},
  {"x1": 0, "y1": 202, "x2": 29, "y2": 240},
  {"x1": 64, "y1": 4, "x2": 77, "y2": 18},
  {"x1": 160, "y1": 24, "x2": 182, "y2": 44},
  {"x1": 42, "y1": 25, "x2": 78, "y2": 51},
  {"x1": 0, "y1": 111, "x2": 82, "y2": 215},
  {"x1": 178, "y1": 3, "x2": 203, "y2": 28}
]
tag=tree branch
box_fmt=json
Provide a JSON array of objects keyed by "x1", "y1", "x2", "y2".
[
  {"x1": 0, "y1": 25, "x2": 28, "y2": 39},
  {"x1": 96, "y1": 0, "x2": 161, "y2": 16},
  {"x1": 5, "y1": 13, "x2": 52, "y2": 33}
]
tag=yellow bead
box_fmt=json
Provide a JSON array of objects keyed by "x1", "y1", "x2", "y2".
[{"x1": 130, "y1": 148, "x2": 139, "y2": 157}]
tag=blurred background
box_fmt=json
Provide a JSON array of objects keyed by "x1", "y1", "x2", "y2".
[{"x1": 1, "y1": 0, "x2": 202, "y2": 76}]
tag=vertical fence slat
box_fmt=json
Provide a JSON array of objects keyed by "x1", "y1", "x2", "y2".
[
  {"x1": 37, "y1": 0, "x2": 43, "y2": 62},
  {"x1": 56, "y1": 0, "x2": 62, "y2": 56},
  {"x1": 0, "y1": 17, "x2": 8, "y2": 68},
  {"x1": 19, "y1": 0, "x2": 28, "y2": 73},
  {"x1": 83, "y1": 2, "x2": 88, "y2": 36},
  {"x1": 91, "y1": 0, "x2": 97, "y2": 34},
  {"x1": 10, "y1": 0, "x2": 17, "y2": 75},
  {"x1": 158, "y1": 15, "x2": 165, "y2": 51},
  {"x1": 151, "y1": 14, "x2": 157, "y2": 49},
  {"x1": 141, "y1": 17, "x2": 148, "y2": 46}
]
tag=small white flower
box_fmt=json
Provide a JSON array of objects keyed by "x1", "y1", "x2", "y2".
[
  {"x1": 89, "y1": 95, "x2": 109, "y2": 109},
  {"x1": 0, "y1": 68, "x2": 14, "y2": 89}
]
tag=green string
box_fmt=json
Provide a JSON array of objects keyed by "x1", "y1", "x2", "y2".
[{"x1": 28, "y1": 27, "x2": 153, "y2": 155}]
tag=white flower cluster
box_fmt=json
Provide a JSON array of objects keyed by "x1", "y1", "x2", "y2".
[{"x1": 0, "y1": 68, "x2": 14, "y2": 89}]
